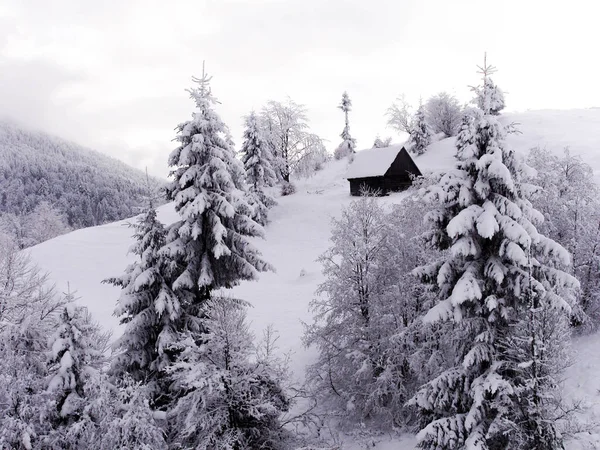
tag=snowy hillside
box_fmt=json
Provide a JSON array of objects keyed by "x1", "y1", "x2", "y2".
[
  {"x1": 26, "y1": 108, "x2": 600, "y2": 449},
  {"x1": 0, "y1": 119, "x2": 165, "y2": 229}
]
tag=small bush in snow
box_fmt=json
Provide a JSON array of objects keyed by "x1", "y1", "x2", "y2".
[
  {"x1": 372, "y1": 136, "x2": 392, "y2": 148},
  {"x1": 281, "y1": 181, "x2": 296, "y2": 196},
  {"x1": 424, "y1": 92, "x2": 462, "y2": 137}
]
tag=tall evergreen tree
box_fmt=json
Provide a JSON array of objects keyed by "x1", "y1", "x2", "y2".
[
  {"x1": 104, "y1": 206, "x2": 179, "y2": 405},
  {"x1": 409, "y1": 63, "x2": 579, "y2": 449},
  {"x1": 409, "y1": 103, "x2": 432, "y2": 155},
  {"x1": 162, "y1": 70, "x2": 281, "y2": 447},
  {"x1": 240, "y1": 111, "x2": 277, "y2": 226},
  {"x1": 334, "y1": 91, "x2": 357, "y2": 160},
  {"x1": 163, "y1": 69, "x2": 272, "y2": 320}
]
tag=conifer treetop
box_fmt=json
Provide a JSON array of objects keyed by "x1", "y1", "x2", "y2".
[{"x1": 165, "y1": 69, "x2": 272, "y2": 298}]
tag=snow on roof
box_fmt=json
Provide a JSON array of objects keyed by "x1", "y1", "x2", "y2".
[
  {"x1": 345, "y1": 144, "x2": 406, "y2": 179},
  {"x1": 411, "y1": 137, "x2": 458, "y2": 174}
]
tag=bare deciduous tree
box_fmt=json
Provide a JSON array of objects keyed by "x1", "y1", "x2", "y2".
[{"x1": 261, "y1": 98, "x2": 325, "y2": 181}]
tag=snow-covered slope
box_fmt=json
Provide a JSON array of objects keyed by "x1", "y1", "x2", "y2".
[{"x1": 26, "y1": 108, "x2": 600, "y2": 449}]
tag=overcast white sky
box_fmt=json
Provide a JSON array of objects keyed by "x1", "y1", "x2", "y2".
[{"x1": 1, "y1": 0, "x2": 598, "y2": 178}]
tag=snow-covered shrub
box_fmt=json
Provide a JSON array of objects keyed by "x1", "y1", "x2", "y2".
[
  {"x1": 94, "y1": 377, "x2": 167, "y2": 450},
  {"x1": 168, "y1": 297, "x2": 290, "y2": 449},
  {"x1": 281, "y1": 181, "x2": 297, "y2": 196},
  {"x1": 424, "y1": 92, "x2": 462, "y2": 137},
  {"x1": 527, "y1": 146, "x2": 600, "y2": 329},
  {"x1": 372, "y1": 136, "x2": 392, "y2": 148},
  {"x1": 294, "y1": 140, "x2": 330, "y2": 178}
]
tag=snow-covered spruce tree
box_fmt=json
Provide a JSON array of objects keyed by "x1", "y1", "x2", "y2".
[
  {"x1": 47, "y1": 302, "x2": 105, "y2": 428},
  {"x1": 334, "y1": 91, "x2": 357, "y2": 160},
  {"x1": 240, "y1": 111, "x2": 277, "y2": 226},
  {"x1": 409, "y1": 68, "x2": 579, "y2": 449},
  {"x1": 409, "y1": 103, "x2": 432, "y2": 155},
  {"x1": 162, "y1": 71, "x2": 285, "y2": 447},
  {"x1": 0, "y1": 322, "x2": 51, "y2": 449},
  {"x1": 163, "y1": 69, "x2": 272, "y2": 326},
  {"x1": 44, "y1": 301, "x2": 114, "y2": 449},
  {"x1": 104, "y1": 204, "x2": 180, "y2": 407},
  {"x1": 168, "y1": 298, "x2": 289, "y2": 449},
  {"x1": 471, "y1": 56, "x2": 505, "y2": 116}
]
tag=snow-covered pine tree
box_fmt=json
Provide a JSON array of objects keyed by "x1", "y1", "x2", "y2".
[
  {"x1": 471, "y1": 54, "x2": 505, "y2": 116},
  {"x1": 162, "y1": 69, "x2": 282, "y2": 447},
  {"x1": 240, "y1": 111, "x2": 277, "y2": 226},
  {"x1": 409, "y1": 63, "x2": 579, "y2": 449},
  {"x1": 334, "y1": 91, "x2": 357, "y2": 160},
  {"x1": 47, "y1": 301, "x2": 104, "y2": 427},
  {"x1": 409, "y1": 103, "x2": 432, "y2": 155},
  {"x1": 104, "y1": 204, "x2": 180, "y2": 406},
  {"x1": 44, "y1": 300, "x2": 114, "y2": 449},
  {"x1": 163, "y1": 70, "x2": 272, "y2": 309}
]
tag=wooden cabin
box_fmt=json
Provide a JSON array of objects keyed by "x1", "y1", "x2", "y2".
[{"x1": 345, "y1": 145, "x2": 422, "y2": 196}]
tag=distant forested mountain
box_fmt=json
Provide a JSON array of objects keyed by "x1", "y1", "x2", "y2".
[{"x1": 0, "y1": 120, "x2": 165, "y2": 231}]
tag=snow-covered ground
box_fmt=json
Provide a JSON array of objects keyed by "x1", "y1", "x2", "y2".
[{"x1": 26, "y1": 108, "x2": 600, "y2": 449}]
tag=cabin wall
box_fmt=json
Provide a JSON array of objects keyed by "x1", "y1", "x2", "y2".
[
  {"x1": 349, "y1": 177, "x2": 386, "y2": 196},
  {"x1": 383, "y1": 176, "x2": 411, "y2": 193}
]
